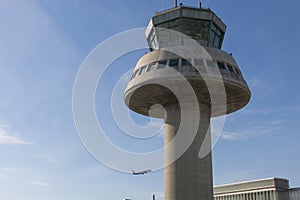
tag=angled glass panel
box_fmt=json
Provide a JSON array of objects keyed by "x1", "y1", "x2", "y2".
[
  {"x1": 157, "y1": 60, "x2": 167, "y2": 69},
  {"x1": 181, "y1": 59, "x2": 192, "y2": 67},
  {"x1": 169, "y1": 58, "x2": 179, "y2": 67},
  {"x1": 227, "y1": 64, "x2": 234, "y2": 72},
  {"x1": 217, "y1": 61, "x2": 226, "y2": 70},
  {"x1": 139, "y1": 65, "x2": 147, "y2": 75},
  {"x1": 147, "y1": 62, "x2": 157, "y2": 71},
  {"x1": 132, "y1": 69, "x2": 140, "y2": 79},
  {"x1": 169, "y1": 58, "x2": 179, "y2": 71}
]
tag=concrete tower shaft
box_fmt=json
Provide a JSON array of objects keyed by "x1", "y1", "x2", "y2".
[{"x1": 164, "y1": 103, "x2": 213, "y2": 200}]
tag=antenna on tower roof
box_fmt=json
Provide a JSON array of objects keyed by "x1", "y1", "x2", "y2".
[{"x1": 174, "y1": 0, "x2": 178, "y2": 7}]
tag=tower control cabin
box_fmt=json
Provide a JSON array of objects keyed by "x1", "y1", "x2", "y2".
[{"x1": 124, "y1": 5, "x2": 251, "y2": 200}]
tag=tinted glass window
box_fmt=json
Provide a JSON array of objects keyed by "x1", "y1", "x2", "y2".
[
  {"x1": 214, "y1": 36, "x2": 220, "y2": 47},
  {"x1": 217, "y1": 62, "x2": 226, "y2": 70},
  {"x1": 169, "y1": 59, "x2": 179, "y2": 67},
  {"x1": 149, "y1": 30, "x2": 157, "y2": 50},
  {"x1": 139, "y1": 65, "x2": 147, "y2": 75},
  {"x1": 132, "y1": 69, "x2": 140, "y2": 79},
  {"x1": 148, "y1": 62, "x2": 156, "y2": 71},
  {"x1": 157, "y1": 60, "x2": 167, "y2": 69},
  {"x1": 182, "y1": 18, "x2": 209, "y2": 42},
  {"x1": 209, "y1": 31, "x2": 215, "y2": 44},
  {"x1": 233, "y1": 67, "x2": 241, "y2": 76},
  {"x1": 211, "y1": 23, "x2": 217, "y2": 32},
  {"x1": 210, "y1": 23, "x2": 223, "y2": 48},
  {"x1": 181, "y1": 59, "x2": 192, "y2": 67},
  {"x1": 227, "y1": 64, "x2": 234, "y2": 72},
  {"x1": 131, "y1": 70, "x2": 138, "y2": 80}
]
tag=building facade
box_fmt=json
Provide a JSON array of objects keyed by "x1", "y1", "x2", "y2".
[{"x1": 214, "y1": 178, "x2": 300, "y2": 200}]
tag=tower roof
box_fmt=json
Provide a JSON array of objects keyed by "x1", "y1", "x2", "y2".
[
  {"x1": 146, "y1": 5, "x2": 227, "y2": 50},
  {"x1": 153, "y1": 5, "x2": 226, "y2": 32}
]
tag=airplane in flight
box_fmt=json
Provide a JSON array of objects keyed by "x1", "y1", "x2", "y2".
[{"x1": 132, "y1": 169, "x2": 151, "y2": 175}]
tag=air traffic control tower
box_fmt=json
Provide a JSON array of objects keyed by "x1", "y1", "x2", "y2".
[{"x1": 124, "y1": 4, "x2": 251, "y2": 200}]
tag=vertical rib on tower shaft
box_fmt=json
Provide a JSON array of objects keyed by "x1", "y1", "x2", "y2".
[{"x1": 164, "y1": 103, "x2": 213, "y2": 200}]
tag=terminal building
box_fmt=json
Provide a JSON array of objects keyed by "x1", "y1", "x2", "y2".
[{"x1": 213, "y1": 178, "x2": 300, "y2": 200}]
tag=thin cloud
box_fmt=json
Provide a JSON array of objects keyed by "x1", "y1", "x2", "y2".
[
  {"x1": 282, "y1": 105, "x2": 300, "y2": 113},
  {"x1": 248, "y1": 78, "x2": 269, "y2": 90},
  {"x1": 215, "y1": 168, "x2": 264, "y2": 186},
  {"x1": 221, "y1": 119, "x2": 282, "y2": 141},
  {"x1": 221, "y1": 128, "x2": 271, "y2": 140},
  {"x1": 249, "y1": 78, "x2": 261, "y2": 88},
  {"x1": 242, "y1": 105, "x2": 300, "y2": 116},
  {"x1": 36, "y1": 154, "x2": 58, "y2": 165},
  {"x1": 0, "y1": 125, "x2": 31, "y2": 145},
  {"x1": 2, "y1": 167, "x2": 18, "y2": 173},
  {"x1": 242, "y1": 107, "x2": 273, "y2": 115},
  {"x1": 271, "y1": 119, "x2": 285, "y2": 125},
  {"x1": 30, "y1": 180, "x2": 49, "y2": 188},
  {"x1": 221, "y1": 131, "x2": 241, "y2": 140},
  {"x1": 248, "y1": 78, "x2": 279, "y2": 97}
]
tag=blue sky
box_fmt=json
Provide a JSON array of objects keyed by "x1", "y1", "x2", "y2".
[{"x1": 0, "y1": 0, "x2": 300, "y2": 199}]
